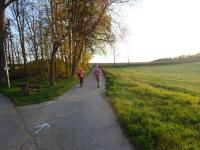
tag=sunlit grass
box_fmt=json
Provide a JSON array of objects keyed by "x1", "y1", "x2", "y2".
[{"x1": 104, "y1": 61, "x2": 200, "y2": 150}]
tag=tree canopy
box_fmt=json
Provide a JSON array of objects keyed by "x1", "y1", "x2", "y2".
[{"x1": 0, "y1": 0, "x2": 130, "y2": 85}]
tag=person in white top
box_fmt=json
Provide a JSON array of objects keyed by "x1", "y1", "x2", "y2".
[{"x1": 92, "y1": 65, "x2": 103, "y2": 88}]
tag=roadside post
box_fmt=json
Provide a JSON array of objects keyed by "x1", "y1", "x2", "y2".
[
  {"x1": 3, "y1": 40, "x2": 10, "y2": 88},
  {"x1": 4, "y1": 66, "x2": 10, "y2": 88}
]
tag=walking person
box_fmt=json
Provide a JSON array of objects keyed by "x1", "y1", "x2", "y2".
[
  {"x1": 77, "y1": 67, "x2": 85, "y2": 87},
  {"x1": 92, "y1": 65, "x2": 103, "y2": 88}
]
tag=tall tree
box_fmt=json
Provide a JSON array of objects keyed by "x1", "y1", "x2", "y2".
[
  {"x1": 11, "y1": 0, "x2": 28, "y2": 73},
  {"x1": 0, "y1": 0, "x2": 18, "y2": 82},
  {"x1": 2, "y1": 0, "x2": 131, "y2": 84}
]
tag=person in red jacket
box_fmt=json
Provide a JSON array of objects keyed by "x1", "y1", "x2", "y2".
[{"x1": 77, "y1": 67, "x2": 85, "y2": 87}]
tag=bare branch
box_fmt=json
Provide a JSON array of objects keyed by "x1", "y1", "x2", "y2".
[{"x1": 5, "y1": 0, "x2": 18, "y2": 8}]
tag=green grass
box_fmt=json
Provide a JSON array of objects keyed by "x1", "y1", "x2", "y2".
[
  {"x1": 104, "y1": 61, "x2": 200, "y2": 150},
  {"x1": 0, "y1": 78, "x2": 78, "y2": 106}
]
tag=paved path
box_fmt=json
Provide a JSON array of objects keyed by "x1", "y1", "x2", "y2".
[
  {"x1": 0, "y1": 94, "x2": 36, "y2": 150},
  {"x1": 1, "y1": 75, "x2": 133, "y2": 150}
]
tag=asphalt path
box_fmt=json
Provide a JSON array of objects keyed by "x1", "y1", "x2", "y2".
[
  {"x1": 1, "y1": 75, "x2": 133, "y2": 150},
  {"x1": 0, "y1": 94, "x2": 36, "y2": 150}
]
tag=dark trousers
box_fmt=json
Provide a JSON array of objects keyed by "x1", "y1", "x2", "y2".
[
  {"x1": 79, "y1": 77, "x2": 83, "y2": 87},
  {"x1": 95, "y1": 75, "x2": 101, "y2": 88}
]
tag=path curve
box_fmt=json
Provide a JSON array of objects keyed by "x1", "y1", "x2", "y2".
[
  {"x1": 2, "y1": 75, "x2": 134, "y2": 150},
  {"x1": 0, "y1": 94, "x2": 37, "y2": 150}
]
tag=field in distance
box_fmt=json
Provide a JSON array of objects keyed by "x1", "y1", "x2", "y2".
[{"x1": 104, "y1": 61, "x2": 200, "y2": 150}]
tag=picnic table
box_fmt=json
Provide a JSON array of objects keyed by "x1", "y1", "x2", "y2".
[{"x1": 19, "y1": 83, "x2": 40, "y2": 95}]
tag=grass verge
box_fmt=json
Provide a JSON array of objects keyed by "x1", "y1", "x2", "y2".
[
  {"x1": 104, "y1": 61, "x2": 200, "y2": 150},
  {"x1": 0, "y1": 78, "x2": 78, "y2": 106}
]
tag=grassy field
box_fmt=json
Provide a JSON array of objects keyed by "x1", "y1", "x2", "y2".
[
  {"x1": 104, "y1": 61, "x2": 200, "y2": 150},
  {"x1": 0, "y1": 78, "x2": 78, "y2": 106}
]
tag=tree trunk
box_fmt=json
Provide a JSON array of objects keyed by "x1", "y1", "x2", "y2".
[
  {"x1": 71, "y1": 62, "x2": 76, "y2": 77},
  {"x1": 11, "y1": 1, "x2": 27, "y2": 74},
  {"x1": 0, "y1": 2, "x2": 6, "y2": 83},
  {"x1": 9, "y1": 26, "x2": 15, "y2": 70},
  {"x1": 114, "y1": 49, "x2": 116, "y2": 65},
  {"x1": 64, "y1": 49, "x2": 69, "y2": 79},
  {"x1": 50, "y1": 41, "x2": 60, "y2": 86},
  {"x1": 0, "y1": 39, "x2": 6, "y2": 83},
  {"x1": 50, "y1": 54, "x2": 55, "y2": 86},
  {"x1": 71, "y1": 41, "x2": 78, "y2": 77}
]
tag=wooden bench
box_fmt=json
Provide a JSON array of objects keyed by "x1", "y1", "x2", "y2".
[
  {"x1": 29, "y1": 84, "x2": 40, "y2": 90},
  {"x1": 19, "y1": 83, "x2": 31, "y2": 95},
  {"x1": 19, "y1": 83, "x2": 40, "y2": 95}
]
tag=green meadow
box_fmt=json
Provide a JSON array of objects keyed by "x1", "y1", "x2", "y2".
[{"x1": 104, "y1": 62, "x2": 200, "y2": 150}]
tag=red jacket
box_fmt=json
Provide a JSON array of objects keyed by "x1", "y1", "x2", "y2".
[{"x1": 77, "y1": 68, "x2": 85, "y2": 78}]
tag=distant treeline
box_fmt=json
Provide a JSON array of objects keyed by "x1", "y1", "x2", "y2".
[
  {"x1": 99, "y1": 53, "x2": 200, "y2": 68},
  {"x1": 152, "y1": 53, "x2": 200, "y2": 63}
]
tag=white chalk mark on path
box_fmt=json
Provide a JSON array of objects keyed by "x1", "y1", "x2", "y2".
[
  {"x1": 34, "y1": 123, "x2": 50, "y2": 135},
  {"x1": 46, "y1": 101, "x2": 55, "y2": 105}
]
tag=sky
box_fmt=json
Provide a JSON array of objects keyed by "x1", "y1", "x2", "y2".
[{"x1": 91, "y1": 0, "x2": 200, "y2": 63}]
